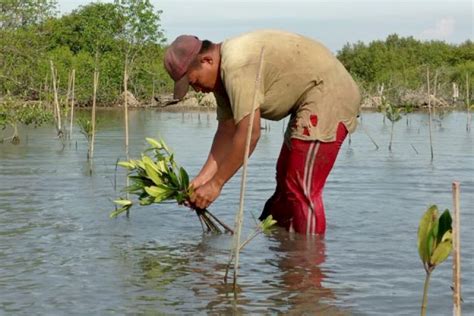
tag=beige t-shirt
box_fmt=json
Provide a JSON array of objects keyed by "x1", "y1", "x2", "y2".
[{"x1": 215, "y1": 29, "x2": 361, "y2": 142}]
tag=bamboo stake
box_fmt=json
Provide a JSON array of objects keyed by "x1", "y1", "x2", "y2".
[
  {"x1": 452, "y1": 181, "x2": 461, "y2": 316},
  {"x1": 433, "y1": 70, "x2": 438, "y2": 116},
  {"x1": 124, "y1": 62, "x2": 130, "y2": 158},
  {"x1": 50, "y1": 60, "x2": 63, "y2": 136},
  {"x1": 69, "y1": 69, "x2": 75, "y2": 139},
  {"x1": 427, "y1": 67, "x2": 434, "y2": 161},
  {"x1": 90, "y1": 70, "x2": 99, "y2": 159},
  {"x1": 65, "y1": 70, "x2": 72, "y2": 131},
  {"x1": 123, "y1": 61, "x2": 130, "y2": 217},
  {"x1": 466, "y1": 73, "x2": 471, "y2": 132},
  {"x1": 231, "y1": 47, "x2": 265, "y2": 291}
]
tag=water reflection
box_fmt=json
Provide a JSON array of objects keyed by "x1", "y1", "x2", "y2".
[{"x1": 267, "y1": 228, "x2": 349, "y2": 315}]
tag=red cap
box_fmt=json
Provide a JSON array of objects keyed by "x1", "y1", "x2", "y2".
[{"x1": 164, "y1": 35, "x2": 203, "y2": 100}]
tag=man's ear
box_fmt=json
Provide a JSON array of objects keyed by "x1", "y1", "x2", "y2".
[{"x1": 201, "y1": 55, "x2": 213, "y2": 65}]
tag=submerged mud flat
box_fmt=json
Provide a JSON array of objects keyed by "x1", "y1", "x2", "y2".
[{"x1": 0, "y1": 110, "x2": 472, "y2": 315}]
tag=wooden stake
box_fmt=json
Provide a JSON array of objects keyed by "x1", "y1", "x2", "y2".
[
  {"x1": 231, "y1": 47, "x2": 265, "y2": 291},
  {"x1": 123, "y1": 61, "x2": 130, "y2": 217},
  {"x1": 69, "y1": 69, "x2": 75, "y2": 139},
  {"x1": 452, "y1": 181, "x2": 461, "y2": 316},
  {"x1": 50, "y1": 60, "x2": 62, "y2": 136},
  {"x1": 427, "y1": 67, "x2": 434, "y2": 161},
  {"x1": 466, "y1": 73, "x2": 471, "y2": 132},
  {"x1": 124, "y1": 62, "x2": 129, "y2": 158},
  {"x1": 65, "y1": 70, "x2": 72, "y2": 131},
  {"x1": 90, "y1": 70, "x2": 99, "y2": 159}
]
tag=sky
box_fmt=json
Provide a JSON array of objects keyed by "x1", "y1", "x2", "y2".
[{"x1": 57, "y1": 0, "x2": 473, "y2": 52}]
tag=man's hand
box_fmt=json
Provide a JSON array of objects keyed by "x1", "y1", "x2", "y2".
[
  {"x1": 189, "y1": 179, "x2": 223, "y2": 209},
  {"x1": 189, "y1": 176, "x2": 207, "y2": 190}
]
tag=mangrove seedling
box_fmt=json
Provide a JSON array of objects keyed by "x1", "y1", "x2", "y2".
[
  {"x1": 77, "y1": 116, "x2": 95, "y2": 160},
  {"x1": 224, "y1": 215, "x2": 277, "y2": 284},
  {"x1": 110, "y1": 137, "x2": 233, "y2": 234},
  {"x1": 385, "y1": 103, "x2": 402, "y2": 151},
  {"x1": 417, "y1": 205, "x2": 453, "y2": 316}
]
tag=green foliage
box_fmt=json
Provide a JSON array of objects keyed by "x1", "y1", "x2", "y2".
[
  {"x1": 417, "y1": 205, "x2": 453, "y2": 315},
  {"x1": 0, "y1": 0, "x2": 58, "y2": 30},
  {"x1": 111, "y1": 138, "x2": 191, "y2": 218},
  {"x1": 260, "y1": 215, "x2": 277, "y2": 234},
  {"x1": 385, "y1": 103, "x2": 402, "y2": 123},
  {"x1": 338, "y1": 35, "x2": 474, "y2": 105},
  {"x1": 0, "y1": 99, "x2": 53, "y2": 144},
  {"x1": 76, "y1": 116, "x2": 93, "y2": 142},
  {"x1": 110, "y1": 138, "x2": 231, "y2": 233},
  {"x1": 0, "y1": 99, "x2": 53, "y2": 129},
  {"x1": 417, "y1": 205, "x2": 452, "y2": 271},
  {"x1": 0, "y1": 1, "x2": 172, "y2": 105}
]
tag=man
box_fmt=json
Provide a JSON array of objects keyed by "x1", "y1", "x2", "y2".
[{"x1": 164, "y1": 30, "x2": 361, "y2": 235}]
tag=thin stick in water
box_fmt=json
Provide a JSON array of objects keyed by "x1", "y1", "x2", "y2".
[
  {"x1": 50, "y1": 60, "x2": 63, "y2": 136},
  {"x1": 231, "y1": 47, "x2": 265, "y2": 291},
  {"x1": 90, "y1": 70, "x2": 99, "y2": 159},
  {"x1": 452, "y1": 181, "x2": 461, "y2": 316},
  {"x1": 69, "y1": 69, "x2": 75, "y2": 139},
  {"x1": 427, "y1": 67, "x2": 434, "y2": 161}
]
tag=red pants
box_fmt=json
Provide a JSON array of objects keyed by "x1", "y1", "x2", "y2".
[{"x1": 259, "y1": 122, "x2": 348, "y2": 235}]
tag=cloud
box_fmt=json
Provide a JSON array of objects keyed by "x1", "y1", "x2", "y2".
[{"x1": 420, "y1": 17, "x2": 456, "y2": 40}]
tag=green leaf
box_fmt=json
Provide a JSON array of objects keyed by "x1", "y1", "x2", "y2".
[
  {"x1": 133, "y1": 159, "x2": 146, "y2": 170},
  {"x1": 144, "y1": 185, "x2": 169, "y2": 198},
  {"x1": 430, "y1": 230, "x2": 452, "y2": 266},
  {"x1": 113, "y1": 198, "x2": 132, "y2": 206},
  {"x1": 418, "y1": 205, "x2": 438, "y2": 264},
  {"x1": 139, "y1": 195, "x2": 155, "y2": 206},
  {"x1": 160, "y1": 138, "x2": 170, "y2": 153},
  {"x1": 146, "y1": 137, "x2": 162, "y2": 149},
  {"x1": 179, "y1": 167, "x2": 189, "y2": 190},
  {"x1": 118, "y1": 161, "x2": 135, "y2": 169},
  {"x1": 144, "y1": 161, "x2": 162, "y2": 185},
  {"x1": 437, "y1": 209, "x2": 452, "y2": 244},
  {"x1": 261, "y1": 215, "x2": 277, "y2": 233},
  {"x1": 109, "y1": 204, "x2": 132, "y2": 218}
]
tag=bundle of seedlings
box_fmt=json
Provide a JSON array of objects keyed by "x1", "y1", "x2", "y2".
[{"x1": 110, "y1": 138, "x2": 233, "y2": 234}]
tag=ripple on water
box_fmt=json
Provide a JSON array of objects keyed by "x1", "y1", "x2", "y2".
[{"x1": 0, "y1": 111, "x2": 473, "y2": 315}]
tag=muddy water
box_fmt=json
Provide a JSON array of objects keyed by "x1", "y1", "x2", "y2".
[{"x1": 0, "y1": 110, "x2": 472, "y2": 315}]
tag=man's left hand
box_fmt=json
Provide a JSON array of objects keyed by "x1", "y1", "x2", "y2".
[{"x1": 189, "y1": 179, "x2": 222, "y2": 209}]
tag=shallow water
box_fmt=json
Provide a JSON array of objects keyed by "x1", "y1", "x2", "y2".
[{"x1": 0, "y1": 110, "x2": 473, "y2": 315}]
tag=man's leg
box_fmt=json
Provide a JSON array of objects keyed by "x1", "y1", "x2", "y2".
[
  {"x1": 259, "y1": 142, "x2": 292, "y2": 226},
  {"x1": 286, "y1": 122, "x2": 348, "y2": 234}
]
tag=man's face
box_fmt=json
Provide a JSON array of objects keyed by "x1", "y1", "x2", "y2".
[{"x1": 186, "y1": 56, "x2": 218, "y2": 94}]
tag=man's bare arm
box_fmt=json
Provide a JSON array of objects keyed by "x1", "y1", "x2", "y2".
[
  {"x1": 190, "y1": 110, "x2": 261, "y2": 209},
  {"x1": 191, "y1": 118, "x2": 236, "y2": 187}
]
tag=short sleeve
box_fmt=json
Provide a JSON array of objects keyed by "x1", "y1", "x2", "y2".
[
  {"x1": 214, "y1": 92, "x2": 233, "y2": 121},
  {"x1": 224, "y1": 63, "x2": 264, "y2": 124}
]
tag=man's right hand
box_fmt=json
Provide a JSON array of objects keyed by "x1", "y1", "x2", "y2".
[{"x1": 190, "y1": 176, "x2": 206, "y2": 190}]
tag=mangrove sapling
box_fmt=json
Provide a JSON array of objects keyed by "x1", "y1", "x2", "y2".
[
  {"x1": 224, "y1": 215, "x2": 276, "y2": 284},
  {"x1": 385, "y1": 103, "x2": 402, "y2": 151},
  {"x1": 417, "y1": 205, "x2": 453, "y2": 316},
  {"x1": 110, "y1": 138, "x2": 233, "y2": 234},
  {"x1": 77, "y1": 116, "x2": 97, "y2": 160},
  {"x1": 0, "y1": 100, "x2": 53, "y2": 144}
]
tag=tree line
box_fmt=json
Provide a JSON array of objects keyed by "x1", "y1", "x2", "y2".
[
  {"x1": 0, "y1": 0, "x2": 472, "y2": 107},
  {"x1": 337, "y1": 34, "x2": 473, "y2": 106},
  {"x1": 1, "y1": 0, "x2": 171, "y2": 106}
]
